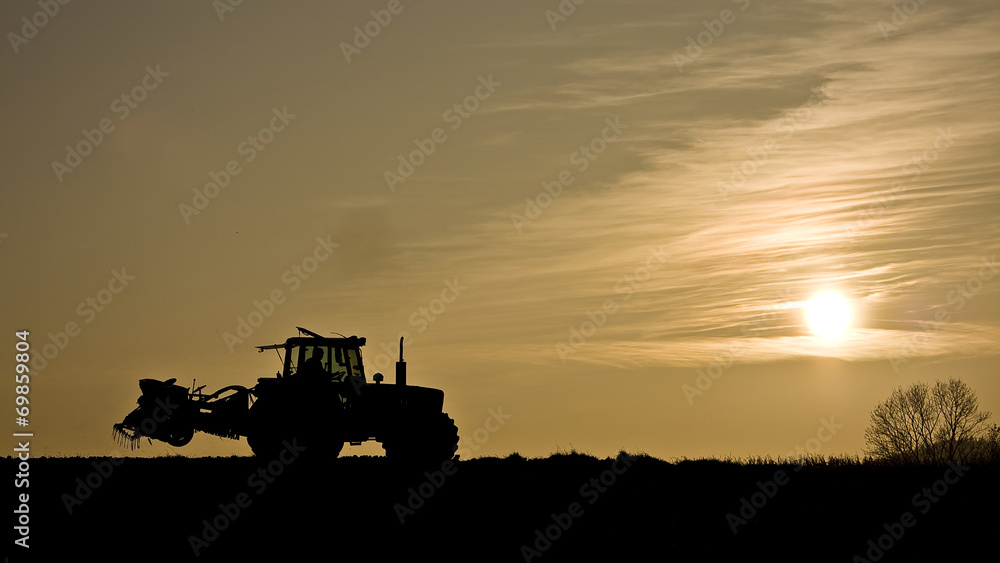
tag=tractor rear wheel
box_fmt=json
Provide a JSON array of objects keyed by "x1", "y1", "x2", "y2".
[
  {"x1": 247, "y1": 421, "x2": 345, "y2": 460},
  {"x1": 246, "y1": 391, "x2": 345, "y2": 460}
]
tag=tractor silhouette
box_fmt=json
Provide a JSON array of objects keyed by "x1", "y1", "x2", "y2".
[{"x1": 113, "y1": 327, "x2": 459, "y2": 464}]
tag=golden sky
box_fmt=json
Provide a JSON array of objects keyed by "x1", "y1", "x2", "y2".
[{"x1": 2, "y1": 0, "x2": 998, "y2": 459}]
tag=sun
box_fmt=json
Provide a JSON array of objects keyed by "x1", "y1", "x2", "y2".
[{"x1": 805, "y1": 292, "x2": 851, "y2": 338}]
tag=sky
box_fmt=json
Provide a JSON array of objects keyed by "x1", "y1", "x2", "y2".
[{"x1": 2, "y1": 0, "x2": 998, "y2": 460}]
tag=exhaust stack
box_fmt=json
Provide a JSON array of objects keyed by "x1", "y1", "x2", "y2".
[{"x1": 396, "y1": 336, "x2": 406, "y2": 386}]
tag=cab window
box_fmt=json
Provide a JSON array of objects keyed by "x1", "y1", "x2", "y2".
[
  {"x1": 292, "y1": 345, "x2": 329, "y2": 376},
  {"x1": 345, "y1": 348, "x2": 365, "y2": 380}
]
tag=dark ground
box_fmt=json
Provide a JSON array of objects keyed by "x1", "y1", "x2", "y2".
[{"x1": 5, "y1": 452, "x2": 998, "y2": 562}]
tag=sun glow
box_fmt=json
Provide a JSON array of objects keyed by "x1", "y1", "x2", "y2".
[{"x1": 805, "y1": 292, "x2": 851, "y2": 338}]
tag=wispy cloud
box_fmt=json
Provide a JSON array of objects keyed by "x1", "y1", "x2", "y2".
[{"x1": 325, "y1": 0, "x2": 1000, "y2": 369}]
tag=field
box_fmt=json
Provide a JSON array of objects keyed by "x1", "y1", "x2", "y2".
[{"x1": 6, "y1": 451, "x2": 998, "y2": 562}]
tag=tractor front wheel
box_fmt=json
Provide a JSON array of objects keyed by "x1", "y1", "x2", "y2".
[{"x1": 382, "y1": 412, "x2": 459, "y2": 467}]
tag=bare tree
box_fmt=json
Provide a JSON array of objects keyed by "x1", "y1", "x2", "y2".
[{"x1": 864, "y1": 378, "x2": 993, "y2": 463}]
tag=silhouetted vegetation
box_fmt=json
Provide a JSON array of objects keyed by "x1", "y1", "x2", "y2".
[
  {"x1": 10, "y1": 450, "x2": 998, "y2": 561},
  {"x1": 864, "y1": 378, "x2": 998, "y2": 464}
]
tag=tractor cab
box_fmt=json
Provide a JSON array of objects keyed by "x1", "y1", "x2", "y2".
[{"x1": 256, "y1": 327, "x2": 367, "y2": 384}]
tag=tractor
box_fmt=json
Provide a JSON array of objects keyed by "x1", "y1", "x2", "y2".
[{"x1": 113, "y1": 328, "x2": 459, "y2": 464}]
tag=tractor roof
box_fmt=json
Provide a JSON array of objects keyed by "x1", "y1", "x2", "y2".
[{"x1": 254, "y1": 328, "x2": 366, "y2": 352}]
